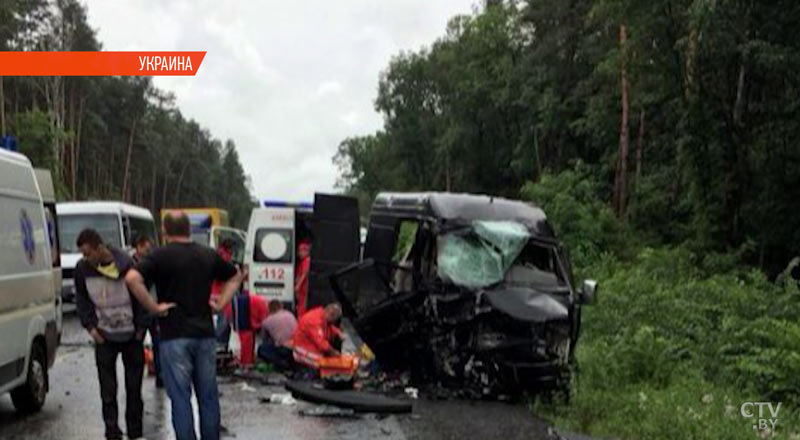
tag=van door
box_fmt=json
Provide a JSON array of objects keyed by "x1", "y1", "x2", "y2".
[
  {"x1": 307, "y1": 194, "x2": 360, "y2": 308},
  {"x1": 42, "y1": 202, "x2": 62, "y2": 337},
  {"x1": 330, "y1": 219, "x2": 429, "y2": 365}
]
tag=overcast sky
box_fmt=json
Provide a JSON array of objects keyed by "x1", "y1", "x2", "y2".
[{"x1": 82, "y1": 1, "x2": 476, "y2": 202}]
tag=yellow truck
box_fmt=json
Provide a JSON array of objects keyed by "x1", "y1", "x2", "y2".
[{"x1": 160, "y1": 208, "x2": 245, "y2": 262}]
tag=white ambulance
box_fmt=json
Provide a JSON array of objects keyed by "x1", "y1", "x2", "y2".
[
  {"x1": 0, "y1": 148, "x2": 60, "y2": 414},
  {"x1": 244, "y1": 194, "x2": 360, "y2": 310}
]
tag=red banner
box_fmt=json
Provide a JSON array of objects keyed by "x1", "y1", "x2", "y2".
[{"x1": 0, "y1": 51, "x2": 206, "y2": 76}]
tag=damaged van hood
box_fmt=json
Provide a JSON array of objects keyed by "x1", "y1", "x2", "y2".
[{"x1": 483, "y1": 287, "x2": 569, "y2": 322}]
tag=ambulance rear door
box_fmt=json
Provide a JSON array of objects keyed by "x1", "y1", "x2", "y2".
[
  {"x1": 246, "y1": 208, "x2": 295, "y2": 304},
  {"x1": 210, "y1": 226, "x2": 246, "y2": 264}
]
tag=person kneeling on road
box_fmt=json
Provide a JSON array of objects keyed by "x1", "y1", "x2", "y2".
[
  {"x1": 258, "y1": 300, "x2": 297, "y2": 369},
  {"x1": 74, "y1": 229, "x2": 149, "y2": 440},
  {"x1": 224, "y1": 288, "x2": 267, "y2": 368},
  {"x1": 292, "y1": 303, "x2": 344, "y2": 372}
]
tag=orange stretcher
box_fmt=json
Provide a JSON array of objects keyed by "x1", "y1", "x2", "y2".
[{"x1": 318, "y1": 354, "x2": 359, "y2": 379}]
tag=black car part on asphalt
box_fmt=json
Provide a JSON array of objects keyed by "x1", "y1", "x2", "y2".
[{"x1": 286, "y1": 380, "x2": 413, "y2": 414}]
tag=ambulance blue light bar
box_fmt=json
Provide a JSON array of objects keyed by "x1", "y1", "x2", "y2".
[
  {"x1": 1, "y1": 135, "x2": 19, "y2": 152},
  {"x1": 262, "y1": 200, "x2": 313, "y2": 209}
]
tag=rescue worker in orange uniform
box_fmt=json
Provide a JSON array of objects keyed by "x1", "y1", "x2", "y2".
[
  {"x1": 292, "y1": 303, "x2": 344, "y2": 370},
  {"x1": 294, "y1": 241, "x2": 311, "y2": 317}
]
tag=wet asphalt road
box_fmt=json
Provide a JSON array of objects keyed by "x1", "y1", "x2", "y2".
[{"x1": 0, "y1": 315, "x2": 587, "y2": 440}]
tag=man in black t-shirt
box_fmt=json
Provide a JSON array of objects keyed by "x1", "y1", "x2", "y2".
[{"x1": 125, "y1": 212, "x2": 245, "y2": 440}]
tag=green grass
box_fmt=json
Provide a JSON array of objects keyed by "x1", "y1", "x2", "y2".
[
  {"x1": 520, "y1": 166, "x2": 800, "y2": 439},
  {"x1": 535, "y1": 248, "x2": 800, "y2": 439}
]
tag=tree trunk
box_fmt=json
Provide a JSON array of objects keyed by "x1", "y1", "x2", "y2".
[
  {"x1": 0, "y1": 76, "x2": 5, "y2": 136},
  {"x1": 533, "y1": 126, "x2": 542, "y2": 182},
  {"x1": 93, "y1": 151, "x2": 99, "y2": 196},
  {"x1": 161, "y1": 172, "x2": 169, "y2": 209},
  {"x1": 14, "y1": 78, "x2": 18, "y2": 115},
  {"x1": 121, "y1": 117, "x2": 137, "y2": 202},
  {"x1": 636, "y1": 108, "x2": 645, "y2": 184},
  {"x1": 175, "y1": 161, "x2": 190, "y2": 206},
  {"x1": 445, "y1": 149, "x2": 452, "y2": 191},
  {"x1": 733, "y1": 62, "x2": 746, "y2": 126},
  {"x1": 615, "y1": 24, "x2": 631, "y2": 218},
  {"x1": 65, "y1": 92, "x2": 74, "y2": 198},
  {"x1": 72, "y1": 97, "x2": 84, "y2": 199},
  {"x1": 107, "y1": 145, "x2": 115, "y2": 198},
  {"x1": 685, "y1": 28, "x2": 698, "y2": 99},
  {"x1": 150, "y1": 166, "x2": 157, "y2": 212}
]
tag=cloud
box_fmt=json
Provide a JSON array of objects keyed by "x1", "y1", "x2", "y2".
[
  {"x1": 83, "y1": 0, "x2": 476, "y2": 201},
  {"x1": 316, "y1": 80, "x2": 343, "y2": 97}
]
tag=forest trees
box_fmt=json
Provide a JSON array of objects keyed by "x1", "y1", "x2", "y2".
[
  {"x1": 335, "y1": 0, "x2": 800, "y2": 275},
  {"x1": 0, "y1": 0, "x2": 254, "y2": 227}
]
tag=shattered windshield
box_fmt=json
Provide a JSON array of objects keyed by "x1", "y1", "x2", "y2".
[{"x1": 437, "y1": 220, "x2": 531, "y2": 288}]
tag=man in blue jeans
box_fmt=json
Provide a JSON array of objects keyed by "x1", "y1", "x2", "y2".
[{"x1": 126, "y1": 212, "x2": 245, "y2": 440}]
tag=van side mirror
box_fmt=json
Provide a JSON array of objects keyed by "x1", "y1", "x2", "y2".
[{"x1": 580, "y1": 279, "x2": 598, "y2": 305}]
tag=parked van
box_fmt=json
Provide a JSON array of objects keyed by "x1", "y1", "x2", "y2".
[
  {"x1": 56, "y1": 201, "x2": 157, "y2": 303},
  {"x1": 244, "y1": 195, "x2": 360, "y2": 310},
  {"x1": 0, "y1": 148, "x2": 60, "y2": 413}
]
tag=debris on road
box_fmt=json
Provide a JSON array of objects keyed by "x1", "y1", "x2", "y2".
[
  {"x1": 239, "y1": 382, "x2": 257, "y2": 393},
  {"x1": 232, "y1": 368, "x2": 288, "y2": 386},
  {"x1": 261, "y1": 393, "x2": 297, "y2": 406},
  {"x1": 299, "y1": 405, "x2": 359, "y2": 419},
  {"x1": 404, "y1": 387, "x2": 419, "y2": 399}
]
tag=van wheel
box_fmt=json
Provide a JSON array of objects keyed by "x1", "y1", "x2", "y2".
[{"x1": 11, "y1": 342, "x2": 47, "y2": 414}]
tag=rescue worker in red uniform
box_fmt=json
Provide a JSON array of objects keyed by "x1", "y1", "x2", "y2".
[
  {"x1": 223, "y1": 290, "x2": 267, "y2": 367},
  {"x1": 292, "y1": 303, "x2": 343, "y2": 369},
  {"x1": 294, "y1": 241, "x2": 311, "y2": 317}
]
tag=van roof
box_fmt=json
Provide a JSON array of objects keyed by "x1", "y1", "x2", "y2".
[
  {"x1": 0, "y1": 147, "x2": 33, "y2": 166},
  {"x1": 57, "y1": 201, "x2": 154, "y2": 219},
  {"x1": 0, "y1": 148, "x2": 41, "y2": 201},
  {"x1": 372, "y1": 192, "x2": 553, "y2": 237}
]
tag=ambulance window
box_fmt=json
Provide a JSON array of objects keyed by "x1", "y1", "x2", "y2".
[{"x1": 254, "y1": 228, "x2": 293, "y2": 263}]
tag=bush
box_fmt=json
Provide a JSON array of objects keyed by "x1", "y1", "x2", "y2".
[
  {"x1": 524, "y1": 167, "x2": 800, "y2": 438},
  {"x1": 521, "y1": 161, "x2": 634, "y2": 269},
  {"x1": 541, "y1": 247, "x2": 800, "y2": 439}
]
